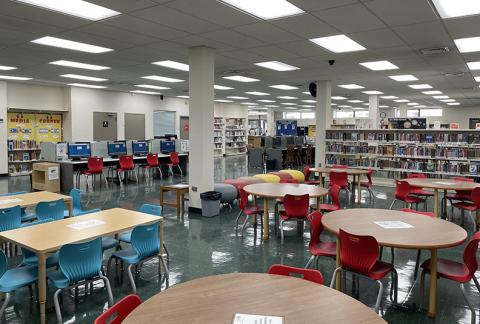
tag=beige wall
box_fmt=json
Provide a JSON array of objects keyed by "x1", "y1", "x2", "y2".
[{"x1": 0, "y1": 82, "x2": 7, "y2": 174}]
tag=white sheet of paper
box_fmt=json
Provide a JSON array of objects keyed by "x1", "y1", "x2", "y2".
[
  {"x1": 0, "y1": 198, "x2": 23, "y2": 205},
  {"x1": 432, "y1": 181, "x2": 454, "y2": 186},
  {"x1": 48, "y1": 166, "x2": 59, "y2": 180},
  {"x1": 67, "y1": 219, "x2": 105, "y2": 230},
  {"x1": 374, "y1": 221, "x2": 413, "y2": 229},
  {"x1": 233, "y1": 314, "x2": 283, "y2": 324}
]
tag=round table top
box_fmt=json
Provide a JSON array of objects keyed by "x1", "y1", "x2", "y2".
[
  {"x1": 310, "y1": 167, "x2": 369, "y2": 175},
  {"x1": 404, "y1": 178, "x2": 480, "y2": 191},
  {"x1": 123, "y1": 273, "x2": 386, "y2": 324},
  {"x1": 243, "y1": 183, "x2": 328, "y2": 199},
  {"x1": 322, "y1": 208, "x2": 467, "y2": 249}
]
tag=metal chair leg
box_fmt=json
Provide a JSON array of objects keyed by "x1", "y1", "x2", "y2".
[
  {"x1": 53, "y1": 289, "x2": 63, "y2": 324},
  {"x1": 459, "y1": 283, "x2": 476, "y2": 324},
  {"x1": 0, "y1": 292, "x2": 11, "y2": 319},
  {"x1": 235, "y1": 211, "x2": 243, "y2": 234},
  {"x1": 329, "y1": 267, "x2": 342, "y2": 290},
  {"x1": 414, "y1": 250, "x2": 422, "y2": 281},
  {"x1": 98, "y1": 272, "x2": 114, "y2": 306},
  {"x1": 374, "y1": 280, "x2": 384, "y2": 314},
  {"x1": 127, "y1": 264, "x2": 137, "y2": 294},
  {"x1": 389, "y1": 199, "x2": 397, "y2": 210},
  {"x1": 280, "y1": 219, "x2": 285, "y2": 244},
  {"x1": 305, "y1": 255, "x2": 315, "y2": 269}
]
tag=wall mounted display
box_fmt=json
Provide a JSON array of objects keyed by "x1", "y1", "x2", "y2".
[
  {"x1": 276, "y1": 120, "x2": 297, "y2": 136},
  {"x1": 388, "y1": 118, "x2": 427, "y2": 129}
]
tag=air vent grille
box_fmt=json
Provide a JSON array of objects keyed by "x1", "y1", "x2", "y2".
[{"x1": 420, "y1": 46, "x2": 450, "y2": 55}]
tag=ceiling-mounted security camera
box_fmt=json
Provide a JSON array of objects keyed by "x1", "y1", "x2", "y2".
[{"x1": 328, "y1": 60, "x2": 335, "y2": 66}]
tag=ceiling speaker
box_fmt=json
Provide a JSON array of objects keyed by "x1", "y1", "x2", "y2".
[{"x1": 308, "y1": 82, "x2": 317, "y2": 98}]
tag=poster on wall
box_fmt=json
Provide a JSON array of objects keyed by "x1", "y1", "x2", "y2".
[
  {"x1": 388, "y1": 118, "x2": 427, "y2": 129},
  {"x1": 308, "y1": 125, "x2": 316, "y2": 137},
  {"x1": 7, "y1": 112, "x2": 35, "y2": 141},
  {"x1": 36, "y1": 113, "x2": 62, "y2": 143},
  {"x1": 276, "y1": 120, "x2": 297, "y2": 136}
]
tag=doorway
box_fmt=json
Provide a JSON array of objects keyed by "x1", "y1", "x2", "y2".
[
  {"x1": 93, "y1": 112, "x2": 117, "y2": 141},
  {"x1": 125, "y1": 113, "x2": 145, "y2": 140}
]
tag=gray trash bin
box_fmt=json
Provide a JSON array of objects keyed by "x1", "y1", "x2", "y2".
[{"x1": 200, "y1": 191, "x2": 222, "y2": 217}]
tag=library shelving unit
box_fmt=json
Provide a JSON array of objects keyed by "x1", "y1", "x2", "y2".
[
  {"x1": 325, "y1": 128, "x2": 480, "y2": 178},
  {"x1": 214, "y1": 117, "x2": 224, "y2": 157},
  {"x1": 7, "y1": 140, "x2": 41, "y2": 177},
  {"x1": 225, "y1": 117, "x2": 247, "y2": 156}
]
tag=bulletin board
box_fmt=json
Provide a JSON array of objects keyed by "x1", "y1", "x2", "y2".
[
  {"x1": 308, "y1": 125, "x2": 316, "y2": 137},
  {"x1": 276, "y1": 120, "x2": 297, "y2": 136},
  {"x1": 7, "y1": 112, "x2": 62, "y2": 143},
  {"x1": 36, "y1": 113, "x2": 62, "y2": 143},
  {"x1": 7, "y1": 112, "x2": 36, "y2": 141}
]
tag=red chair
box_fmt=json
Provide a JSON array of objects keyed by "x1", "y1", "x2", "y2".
[
  {"x1": 167, "y1": 152, "x2": 183, "y2": 177},
  {"x1": 330, "y1": 229, "x2": 398, "y2": 314},
  {"x1": 273, "y1": 179, "x2": 300, "y2": 236},
  {"x1": 304, "y1": 211, "x2": 336, "y2": 269},
  {"x1": 142, "y1": 153, "x2": 163, "y2": 180},
  {"x1": 360, "y1": 168, "x2": 375, "y2": 202},
  {"x1": 268, "y1": 264, "x2": 324, "y2": 285},
  {"x1": 419, "y1": 232, "x2": 480, "y2": 324},
  {"x1": 332, "y1": 164, "x2": 348, "y2": 169},
  {"x1": 279, "y1": 194, "x2": 310, "y2": 244},
  {"x1": 94, "y1": 294, "x2": 142, "y2": 324},
  {"x1": 235, "y1": 189, "x2": 263, "y2": 236},
  {"x1": 329, "y1": 171, "x2": 350, "y2": 202},
  {"x1": 407, "y1": 174, "x2": 434, "y2": 206},
  {"x1": 78, "y1": 157, "x2": 108, "y2": 190},
  {"x1": 445, "y1": 177, "x2": 474, "y2": 217},
  {"x1": 389, "y1": 180, "x2": 425, "y2": 210},
  {"x1": 315, "y1": 184, "x2": 341, "y2": 213},
  {"x1": 117, "y1": 155, "x2": 138, "y2": 184},
  {"x1": 451, "y1": 187, "x2": 480, "y2": 231},
  {"x1": 304, "y1": 166, "x2": 320, "y2": 185}
]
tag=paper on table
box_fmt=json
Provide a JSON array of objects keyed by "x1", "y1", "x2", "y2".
[
  {"x1": 432, "y1": 181, "x2": 454, "y2": 186},
  {"x1": 233, "y1": 313, "x2": 283, "y2": 324},
  {"x1": 374, "y1": 221, "x2": 413, "y2": 229},
  {"x1": 67, "y1": 219, "x2": 106, "y2": 230},
  {"x1": 0, "y1": 198, "x2": 23, "y2": 205}
]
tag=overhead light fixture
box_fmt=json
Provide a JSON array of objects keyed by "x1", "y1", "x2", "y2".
[
  {"x1": 331, "y1": 96, "x2": 347, "y2": 100},
  {"x1": 0, "y1": 75, "x2": 32, "y2": 80},
  {"x1": 242, "y1": 102, "x2": 258, "y2": 105},
  {"x1": 245, "y1": 91, "x2": 269, "y2": 96},
  {"x1": 302, "y1": 91, "x2": 310, "y2": 95},
  {"x1": 331, "y1": 103, "x2": 337, "y2": 106},
  {"x1": 381, "y1": 95, "x2": 398, "y2": 99},
  {"x1": 142, "y1": 75, "x2": 184, "y2": 83},
  {"x1": 301, "y1": 105, "x2": 315, "y2": 108},
  {"x1": 338, "y1": 84, "x2": 364, "y2": 89},
  {"x1": 467, "y1": 61, "x2": 480, "y2": 70},
  {"x1": 440, "y1": 99, "x2": 455, "y2": 102},
  {"x1": 31, "y1": 36, "x2": 113, "y2": 53},
  {"x1": 227, "y1": 96, "x2": 249, "y2": 100},
  {"x1": 281, "y1": 103, "x2": 296, "y2": 106},
  {"x1": 223, "y1": 75, "x2": 259, "y2": 82},
  {"x1": 134, "y1": 84, "x2": 170, "y2": 90},
  {"x1": 379, "y1": 105, "x2": 389, "y2": 108},
  {"x1": 49, "y1": 60, "x2": 110, "y2": 70},
  {"x1": 219, "y1": 0, "x2": 304, "y2": 20},
  {"x1": 152, "y1": 60, "x2": 189, "y2": 71},
  {"x1": 277, "y1": 96, "x2": 297, "y2": 99},
  {"x1": 310, "y1": 34, "x2": 366, "y2": 53},
  {"x1": 454, "y1": 36, "x2": 480, "y2": 53},
  {"x1": 422, "y1": 90, "x2": 442, "y2": 95},
  {"x1": 60, "y1": 74, "x2": 107, "y2": 82},
  {"x1": 130, "y1": 90, "x2": 161, "y2": 95},
  {"x1": 432, "y1": 0, "x2": 480, "y2": 19},
  {"x1": 302, "y1": 100, "x2": 316, "y2": 103},
  {"x1": 447, "y1": 102, "x2": 461, "y2": 106},
  {"x1": 362, "y1": 90, "x2": 383, "y2": 95},
  {"x1": 475, "y1": 76, "x2": 480, "y2": 82},
  {"x1": 359, "y1": 60, "x2": 399, "y2": 71},
  {"x1": 348, "y1": 100, "x2": 363, "y2": 103},
  {"x1": 408, "y1": 84, "x2": 432, "y2": 89},
  {"x1": 394, "y1": 99, "x2": 410, "y2": 102},
  {"x1": 338, "y1": 105, "x2": 351, "y2": 108},
  {"x1": 177, "y1": 95, "x2": 189, "y2": 99},
  {"x1": 269, "y1": 84, "x2": 298, "y2": 90},
  {"x1": 407, "y1": 102, "x2": 419, "y2": 106},
  {"x1": 389, "y1": 74, "x2": 418, "y2": 82},
  {"x1": 433, "y1": 95, "x2": 449, "y2": 99},
  {"x1": 214, "y1": 84, "x2": 234, "y2": 90},
  {"x1": 362, "y1": 103, "x2": 369, "y2": 106},
  {"x1": 255, "y1": 61, "x2": 299, "y2": 71},
  {"x1": 68, "y1": 83, "x2": 106, "y2": 89},
  {"x1": 265, "y1": 104, "x2": 279, "y2": 108},
  {"x1": 215, "y1": 99, "x2": 234, "y2": 103},
  {"x1": 257, "y1": 99, "x2": 276, "y2": 103},
  {"x1": 0, "y1": 65, "x2": 17, "y2": 70}
]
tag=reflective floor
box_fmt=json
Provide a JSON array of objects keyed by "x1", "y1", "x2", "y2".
[{"x1": 0, "y1": 155, "x2": 477, "y2": 323}]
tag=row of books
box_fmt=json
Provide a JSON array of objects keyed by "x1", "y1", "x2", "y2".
[
  {"x1": 8, "y1": 151, "x2": 39, "y2": 162},
  {"x1": 7, "y1": 139, "x2": 39, "y2": 150},
  {"x1": 327, "y1": 132, "x2": 480, "y2": 144}
]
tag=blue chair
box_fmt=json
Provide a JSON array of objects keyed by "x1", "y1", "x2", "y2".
[
  {"x1": 19, "y1": 219, "x2": 59, "y2": 268},
  {"x1": 0, "y1": 192, "x2": 35, "y2": 222},
  {"x1": 0, "y1": 206, "x2": 22, "y2": 256},
  {"x1": 107, "y1": 222, "x2": 168, "y2": 294},
  {"x1": 65, "y1": 189, "x2": 99, "y2": 217},
  {"x1": 0, "y1": 249, "x2": 38, "y2": 319},
  {"x1": 118, "y1": 204, "x2": 169, "y2": 261},
  {"x1": 47, "y1": 237, "x2": 113, "y2": 324},
  {"x1": 36, "y1": 199, "x2": 65, "y2": 221},
  {"x1": 74, "y1": 209, "x2": 119, "y2": 251}
]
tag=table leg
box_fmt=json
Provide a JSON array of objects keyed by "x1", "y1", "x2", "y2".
[
  {"x1": 67, "y1": 199, "x2": 73, "y2": 217},
  {"x1": 176, "y1": 190, "x2": 181, "y2": 220},
  {"x1": 316, "y1": 197, "x2": 320, "y2": 210},
  {"x1": 160, "y1": 188, "x2": 164, "y2": 208},
  {"x1": 442, "y1": 189, "x2": 447, "y2": 219},
  {"x1": 335, "y1": 236, "x2": 342, "y2": 291},
  {"x1": 356, "y1": 175, "x2": 361, "y2": 204},
  {"x1": 428, "y1": 249, "x2": 438, "y2": 318},
  {"x1": 37, "y1": 252, "x2": 47, "y2": 324},
  {"x1": 320, "y1": 172, "x2": 325, "y2": 187},
  {"x1": 159, "y1": 220, "x2": 164, "y2": 273},
  {"x1": 433, "y1": 189, "x2": 439, "y2": 218},
  {"x1": 263, "y1": 198, "x2": 269, "y2": 240}
]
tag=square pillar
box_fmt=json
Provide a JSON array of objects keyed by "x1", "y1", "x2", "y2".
[
  {"x1": 399, "y1": 103, "x2": 408, "y2": 117},
  {"x1": 315, "y1": 81, "x2": 331, "y2": 167},
  {"x1": 369, "y1": 95, "x2": 379, "y2": 129}
]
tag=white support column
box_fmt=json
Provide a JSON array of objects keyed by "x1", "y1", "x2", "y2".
[
  {"x1": 399, "y1": 103, "x2": 408, "y2": 118},
  {"x1": 266, "y1": 108, "x2": 275, "y2": 136},
  {"x1": 188, "y1": 46, "x2": 215, "y2": 210},
  {"x1": 369, "y1": 95, "x2": 379, "y2": 129},
  {"x1": 315, "y1": 81, "x2": 331, "y2": 167},
  {"x1": 0, "y1": 81, "x2": 7, "y2": 175}
]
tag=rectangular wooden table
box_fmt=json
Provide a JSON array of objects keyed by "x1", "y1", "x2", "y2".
[
  {"x1": 0, "y1": 208, "x2": 164, "y2": 324},
  {"x1": 160, "y1": 184, "x2": 189, "y2": 219},
  {"x1": 0, "y1": 191, "x2": 73, "y2": 216}
]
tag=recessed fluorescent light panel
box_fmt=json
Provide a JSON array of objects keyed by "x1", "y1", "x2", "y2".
[
  {"x1": 432, "y1": 0, "x2": 480, "y2": 19},
  {"x1": 227, "y1": 96, "x2": 249, "y2": 100},
  {"x1": 394, "y1": 99, "x2": 410, "y2": 102},
  {"x1": 269, "y1": 84, "x2": 298, "y2": 90},
  {"x1": 302, "y1": 100, "x2": 316, "y2": 103},
  {"x1": 331, "y1": 96, "x2": 347, "y2": 100},
  {"x1": 0, "y1": 65, "x2": 17, "y2": 70},
  {"x1": 142, "y1": 75, "x2": 184, "y2": 83},
  {"x1": 407, "y1": 102, "x2": 419, "y2": 106},
  {"x1": 257, "y1": 99, "x2": 276, "y2": 103},
  {"x1": 60, "y1": 74, "x2": 107, "y2": 82},
  {"x1": 338, "y1": 84, "x2": 364, "y2": 89},
  {"x1": 135, "y1": 84, "x2": 170, "y2": 90},
  {"x1": 440, "y1": 99, "x2": 455, "y2": 102},
  {"x1": 245, "y1": 91, "x2": 269, "y2": 96},
  {"x1": 408, "y1": 84, "x2": 432, "y2": 89},
  {"x1": 379, "y1": 105, "x2": 389, "y2": 108},
  {"x1": 0, "y1": 75, "x2": 31, "y2": 80},
  {"x1": 177, "y1": 95, "x2": 189, "y2": 99},
  {"x1": 15, "y1": 0, "x2": 120, "y2": 21},
  {"x1": 389, "y1": 75, "x2": 418, "y2": 82},
  {"x1": 422, "y1": 90, "x2": 442, "y2": 95},
  {"x1": 362, "y1": 91, "x2": 383, "y2": 95},
  {"x1": 31, "y1": 36, "x2": 113, "y2": 53},
  {"x1": 277, "y1": 96, "x2": 297, "y2": 99},
  {"x1": 302, "y1": 91, "x2": 310, "y2": 95},
  {"x1": 152, "y1": 60, "x2": 189, "y2": 71},
  {"x1": 447, "y1": 102, "x2": 461, "y2": 105},
  {"x1": 242, "y1": 102, "x2": 258, "y2": 105},
  {"x1": 359, "y1": 60, "x2": 399, "y2": 71},
  {"x1": 68, "y1": 83, "x2": 106, "y2": 89},
  {"x1": 265, "y1": 105, "x2": 279, "y2": 108},
  {"x1": 130, "y1": 90, "x2": 160, "y2": 95},
  {"x1": 310, "y1": 34, "x2": 366, "y2": 53},
  {"x1": 223, "y1": 75, "x2": 259, "y2": 82},
  {"x1": 454, "y1": 36, "x2": 480, "y2": 53},
  {"x1": 49, "y1": 60, "x2": 110, "y2": 70},
  {"x1": 348, "y1": 100, "x2": 363, "y2": 103},
  {"x1": 255, "y1": 61, "x2": 299, "y2": 71},
  {"x1": 214, "y1": 85, "x2": 234, "y2": 90},
  {"x1": 338, "y1": 105, "x2": 351, "y2": 108},
  {"x1": 468, "y1": 62, "x2": 480, "y2": 70},
  {"x1": 215, "y1": 99, "x2": 234, "y2": 103},
  {"x1": 281, "y1": 103, "x2": 296, "y2": 106},
  {"x1": 433, "y1": 95, "x2": 449, "y2": 99},
  {"x1": 219, "y1": 0, "x2": 304, "y2": 20},
  {"x1": 475, "y1": 76, "x2": 480, "y2": 82},
  {"x1": 381, "y1": 96, "x2": 398, "y2": 99}
]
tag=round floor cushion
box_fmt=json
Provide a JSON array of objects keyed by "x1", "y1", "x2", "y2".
[
  {"x1": 214, "y1": 183, "x2": 237, "y2": 204},
  {"x1": 237, "y1": 176, "x2": 265, "y2": 184},
  {"x1": 279, "y1": 169, "x2": 305, "y2": 183},
  {"x1": 253, "y1": 174, "x2": 281, "y2": 183}
]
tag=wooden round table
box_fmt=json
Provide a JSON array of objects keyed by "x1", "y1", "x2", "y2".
[
  {"x1": 123, "y1": 273, "x2": 386, "y2": 324},
  {"x1": 243, "y1": 183, "x2": 328, "y2": 240},
  {"x1": 310, "y1": 167, "x2": 369, "y2": 203},
  {"x1": 322, "y1": 208, "x2": 467, "y2": 319},
  {"x1": 404, "y1": 178, "x2": 480, "y2": 218}
]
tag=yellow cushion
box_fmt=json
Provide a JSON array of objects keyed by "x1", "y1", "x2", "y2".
[
  {"x1": 279, "y1": 170, "x2": 305, "y2": 183},
  {"x1": 237, "y1": 176, "x2": 265, "y2": 184},
  {"x1": 253, "y1": 174, "x2": 281, "y2": 183}
]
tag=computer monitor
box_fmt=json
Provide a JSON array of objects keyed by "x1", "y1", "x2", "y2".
[
  {"x1": 107, "y1": 141, "x2": 127, "y2": 157},
  {"x1": 132, "y1": 141, "x2": 149, "y2": 156},
  {"x1": 160, "y1": 140, "x2": 175, "y2": 153},
  {"x1": 272, "y1": 137, "x2": 282, "y2": 148},
  {"x1": 286, "y1": 136, "x2": 295, "y2": 146},
  {"x1": 68, "y1": 142, "x2": 91, "y2": 160}
]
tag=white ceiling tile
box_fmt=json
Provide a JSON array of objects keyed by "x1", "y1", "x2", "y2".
[
  {"x1": 200, "y1": 30, "x2": 264, "y2": 49},
  {"x1": 289, "y1": 0, "x2": 359, "y2": 11},
  {"x1": 88, "y1": 0, "x2": 161, "y2": 12},
  {"x1": 271, "y1": 14, "x2": 337, "y2": 38},
  {"x1": 364, "y1": 0, "x2": 438, "y2": 26},
  {"x1": 393, "y1": 21, "x2": 451, "y2": 47},
  {"x1": 443, "y1": 15, "x2": 480, "y2": 39},
  {"x1": 233, "y1": 22, "x2": 301, "y2": 44},
  {"x1": 349, "y1": 28, "x2": 405, "y2": 49}
]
